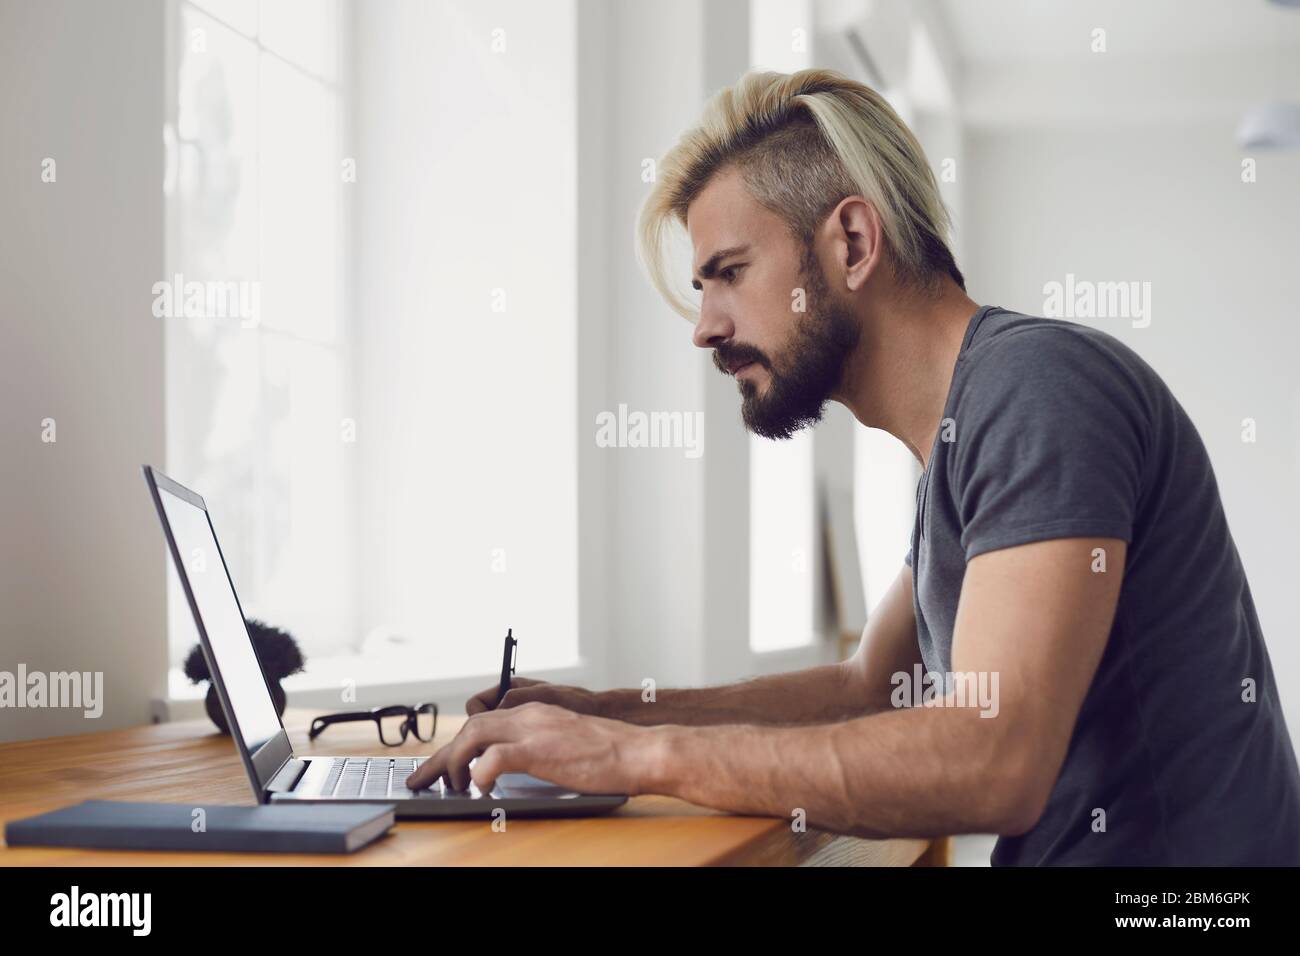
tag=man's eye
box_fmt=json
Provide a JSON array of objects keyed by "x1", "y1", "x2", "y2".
[{"x1": 721, "y1": 265, "x2": 741, "y2": 283}]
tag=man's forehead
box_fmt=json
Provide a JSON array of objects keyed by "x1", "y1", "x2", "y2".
[{"x1": 687, "y1": 170, "x2": 774, "y2": 270}]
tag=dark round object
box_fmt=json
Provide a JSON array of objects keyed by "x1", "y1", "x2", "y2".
[{"x1": 203, "y1": 680, "x2": 287, "y2": 734}]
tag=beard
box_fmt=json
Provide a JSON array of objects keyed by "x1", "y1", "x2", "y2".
[{"x1": 718, "y1": 255, "x2": 861, "y2": 441}]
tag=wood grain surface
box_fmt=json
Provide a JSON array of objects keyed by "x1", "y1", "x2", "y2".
[{"x1": 0, "y1": 709, "x2": 937, "y2": 866}]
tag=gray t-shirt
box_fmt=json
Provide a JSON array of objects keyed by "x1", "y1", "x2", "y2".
[{"x1": 905, "y1": 304, "x2": 1300, "y2": 865}]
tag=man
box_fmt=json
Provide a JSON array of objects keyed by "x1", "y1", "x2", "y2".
[{"x1": 407, "y1": 69, "x2": 1300, "y2": 865}]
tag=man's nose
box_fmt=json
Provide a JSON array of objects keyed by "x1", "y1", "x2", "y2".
[{"x1": 692, "y1": 298, "x2": 734, "y2": 350}]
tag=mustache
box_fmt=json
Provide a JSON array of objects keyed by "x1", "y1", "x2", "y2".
[{"x1": 713, "y1": 343, "x2": 769, "y2": 376}]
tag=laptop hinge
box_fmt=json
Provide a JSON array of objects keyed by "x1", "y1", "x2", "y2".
[{"x1": 265, "y1": 757, "x2": 310, "y2": 794}]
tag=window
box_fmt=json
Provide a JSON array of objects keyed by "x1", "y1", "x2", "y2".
[
  {"x1": 164, "y1": 0, "x2": 354, "y2": 694},
  {"x1": 854, "y1": 426, "x2": 918, "y2": 610},
  {"x1": 163, "y1": 0, "x2": 581, "y2": 698}
]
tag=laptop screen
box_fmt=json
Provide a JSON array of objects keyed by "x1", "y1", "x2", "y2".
[{"x1": 156, "y1": 481, "x2": 284, "y2": 757}]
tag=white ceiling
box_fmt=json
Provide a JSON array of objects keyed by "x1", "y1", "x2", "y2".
[{"x1": 938, "y1": 0, "x2": 1300, "y2": 61}]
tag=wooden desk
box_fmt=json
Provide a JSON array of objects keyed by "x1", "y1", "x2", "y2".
[{"x1": 0, "y1": 709, "x2": 941, "y2": 866}]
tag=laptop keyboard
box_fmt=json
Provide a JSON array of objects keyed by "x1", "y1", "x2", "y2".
[
  {"x1": 321, "y1": 757, "x2": 427, "y2": 798},
  {"x1": 314, "y1": 759, "x2": 574, "y2": 802}
]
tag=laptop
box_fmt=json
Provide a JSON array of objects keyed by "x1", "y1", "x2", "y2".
[{"x1": 142, "y1": 465, "x2": 628, "y2": 819}]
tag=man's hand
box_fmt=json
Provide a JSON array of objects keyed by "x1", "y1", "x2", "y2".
[
  {"x1": 405, "y1": 702, "x2": 659, "y2": 795},
  {"x1": 465, "y1": 676, "x2": 607, "y2": 717}
]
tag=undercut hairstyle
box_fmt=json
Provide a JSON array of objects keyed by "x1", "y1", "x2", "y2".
[{"x1": 637, "y1": 68, "x2": 965, "y2": 320}]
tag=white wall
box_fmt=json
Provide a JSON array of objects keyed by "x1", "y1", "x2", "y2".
[
  {"x1": 963, "y1": 125, "x2": 1300, "y2": 740},
  {"x1": 0, "y1": 0, "x2": 167, "y2": 742},
  {"x1": 594, "y1": 0, "x2": 822, "y2": 688},
  {"x1": 595, "y1": 0, "x2": 904, "y2": 685},
  {"x1": 599, "y1": 0, "x2": 716, "y2": 687},
  {"x1": 748, "y1": 0, "x2": 820, "y2": 654}
]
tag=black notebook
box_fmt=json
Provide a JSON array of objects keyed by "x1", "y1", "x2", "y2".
[{"x1": 4, "y1": 800, "x2": 395, "y2": 854}]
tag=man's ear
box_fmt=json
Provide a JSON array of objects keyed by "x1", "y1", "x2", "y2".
[{"x1": 828, "y1": 195, "x2": 882, "y2": 293}]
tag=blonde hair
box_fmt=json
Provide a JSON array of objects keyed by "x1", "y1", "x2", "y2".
[{"x1": 636, "y1": 68, "x2": 963, "y2": 320}]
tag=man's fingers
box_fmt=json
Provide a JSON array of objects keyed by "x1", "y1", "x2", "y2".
[
  {"x1": 465, "y1": 686, "x2": 497, "y2": 717},
  {"x1": 470, "y1": 743, "x2": 526, "y2": 793},
  {"x1": 405, "y1": 744, "x2": 450, "y2": 790},
  {"x1": 498, "y1": 686, "x2": 548, "y2": 710},
  {"x1": 442, "y1": 717, "x2": 493, "y2": 791},
  {"x1": 465, "y1": 677, "x2": 547, "y2": 716},
  {"x1": 407, "y1": 708, "x2": 529, "y2": 792},
  {"x1": 406, "y1": 718, "x2": 489, "y2": 790}
]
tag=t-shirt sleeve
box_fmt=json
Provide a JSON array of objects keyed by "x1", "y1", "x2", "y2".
[{"x1": 946, "y1": 329, "x2": 1148, "y2": 561}]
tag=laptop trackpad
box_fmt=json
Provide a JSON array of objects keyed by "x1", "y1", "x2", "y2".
[{"x1": 490, "y1": 772, "x2": 579, "y2": 798}]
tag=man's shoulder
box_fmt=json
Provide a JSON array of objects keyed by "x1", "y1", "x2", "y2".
[
  {"x1": 953, "y1": 309, "x2": 1155, "y2": 408},
  {"x1": 963, "y1": 309, "x2": 1133, "y2": 367}
]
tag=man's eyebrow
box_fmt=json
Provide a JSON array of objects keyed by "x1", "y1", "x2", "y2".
[{"x1": 691, "y1": 244, "x2": 751, "y2": 286}]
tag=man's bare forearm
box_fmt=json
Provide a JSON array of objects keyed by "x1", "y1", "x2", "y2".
[
  {"x1": 593, "y1": 662, "x2": 891, "y2": 727},
  {"x1": 634, "y1": 703, "x2": 1032, "y2": 839}
]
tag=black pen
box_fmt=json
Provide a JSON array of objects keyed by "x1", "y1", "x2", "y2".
[{"x1": 495, "y1": 628, "x2": 517, "y2": 708}]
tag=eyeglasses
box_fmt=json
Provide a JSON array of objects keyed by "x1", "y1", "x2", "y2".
[{"x1": 308, "y1": 703, "x2": 439, "y2": 747}]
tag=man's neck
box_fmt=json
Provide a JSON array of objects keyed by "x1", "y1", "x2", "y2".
[{"x1": 834, "y1": 282, "x2": 981, "y2": 470}]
